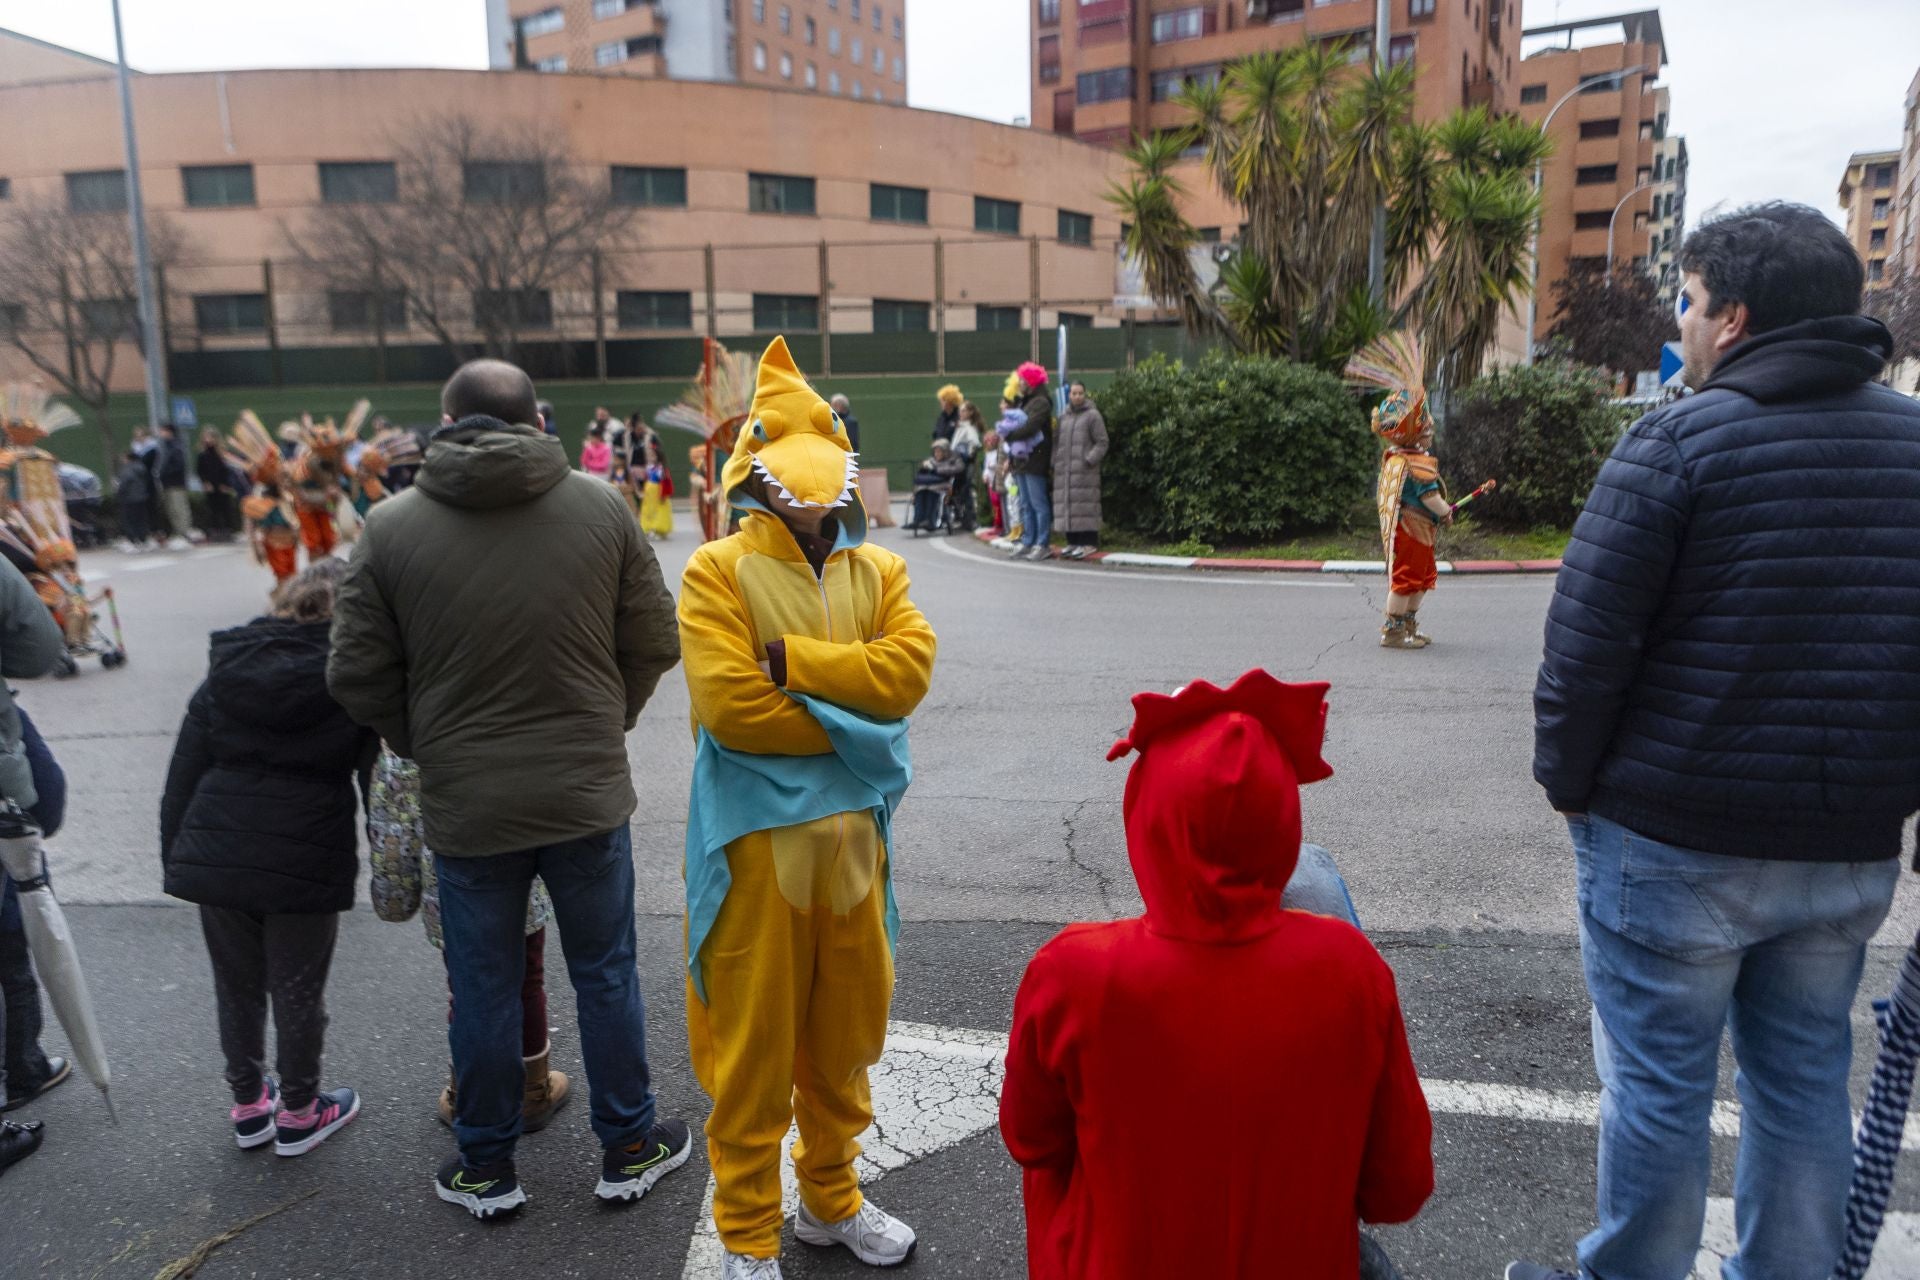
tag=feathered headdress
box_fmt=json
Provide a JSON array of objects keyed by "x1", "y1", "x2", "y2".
[
  {"x1": 0, "y1": 385, "x2": 81, "y2": 448},
  {"x1": 1345, "y1": 330, "x2": 1430, "y2": 448},
  {"x1": 655, "y1": 344, "x2": 757, "y2": 440},
  {"x1": 368, "y1": 424, "x2": 421, "y2": 470},
  {"x1": 224, "y1": 411, "x2": 282, "y2": 486}
]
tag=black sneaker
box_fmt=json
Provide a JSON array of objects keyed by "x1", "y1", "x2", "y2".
[
  {"x1": 0, "y1": 1119, "x2": 44, "y2": 1176},
  {"x1": 595, "y1": 1118, "x2": 693, "y2": 1203},
  {"x1": 435, "y1": 1155, "x2": 528, "y2": 1219},
  {"x1": 274, "y1": 1086, "x2": 359, "y2": 1157},
  {"x1": 230, "y1": 1076, "x2": 279, "y2": 1150},
  {"x1": 1505, "y1": 1263, "x2": 1577, "y2": 1280},
  {"x1": 2, "y1": 1056, "x2": 70, "y2": 1112}
]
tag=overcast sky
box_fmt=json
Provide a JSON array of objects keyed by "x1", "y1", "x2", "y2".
[{"x1": 5, "y1": 0, "x2": 1916, "y2": 224}]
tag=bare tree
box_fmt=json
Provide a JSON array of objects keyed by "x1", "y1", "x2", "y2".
[
  {"x1": 287, "y1": 113, "x2": 637, "y2": 365},
  {"x1": 0, "y1": 195, "x2": 184, "y2": 465},
  {"x1": 1867, "y1": 267, "x2": 1920, "y2": 371}
]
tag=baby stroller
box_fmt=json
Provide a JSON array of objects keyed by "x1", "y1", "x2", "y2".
[
  {"x1": 907, "y1": 465, "x2": 961, "y2": 537},
  {"x1": 59, "y1": 464, "x2": 103, "y2": 549}
]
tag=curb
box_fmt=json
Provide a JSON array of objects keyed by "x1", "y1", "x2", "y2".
[{"x1": 969, "y1": 530, "x2": 1562, "y2": 575}]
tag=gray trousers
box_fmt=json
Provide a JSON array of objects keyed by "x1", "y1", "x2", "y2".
[
  {"x1": 199, "y1": 906, "x2": 338, "y2": 1112},
  {"x1": 161, "y1": 487, "x2": 193, "y2": 540}
]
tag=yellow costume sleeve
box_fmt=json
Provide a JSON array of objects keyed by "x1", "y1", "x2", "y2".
[
  {"x1": 781, "y1": 552, "x2": 936, "y2": 721},
  {"x1": 679, "y1": 546, "x2": 834, "y2": 757}
]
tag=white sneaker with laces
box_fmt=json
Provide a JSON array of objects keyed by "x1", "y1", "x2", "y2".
[
  {"x1": 794, "y1": 1199, "x2": 916, "y2": 1267},
  {"x1": 720, "y1": 1252, "x2": 783, "y2": 1279}
]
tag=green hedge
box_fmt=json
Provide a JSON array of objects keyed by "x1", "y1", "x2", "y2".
[
  {"x1": 1099, "y1": 352, "x2": 1373, "y2": 543},
  {"x1": 1443, "y1": 358, "x2": 1636, "y2": 529}
]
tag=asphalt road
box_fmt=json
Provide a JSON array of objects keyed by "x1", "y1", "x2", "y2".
[{"x1": 5, "y1": 518, "x2": 1918, "y2": 1280}]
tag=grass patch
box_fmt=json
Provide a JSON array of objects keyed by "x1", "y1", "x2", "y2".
[{"x1": 1100, "y1": 520, "x2": 1570, "y2": 562}]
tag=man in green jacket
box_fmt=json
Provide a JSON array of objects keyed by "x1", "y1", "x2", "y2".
[{"x1": 329, "y1": 360, "x2": 692, "y2": 1220}]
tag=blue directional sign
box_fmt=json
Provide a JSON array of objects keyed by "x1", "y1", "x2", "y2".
[
  {"x1": 1659, "y1": 341, "x2": 1683, "y2": 384},
  {"x1": 170, "y1": 396, "x2": 198, "y2": 428}
]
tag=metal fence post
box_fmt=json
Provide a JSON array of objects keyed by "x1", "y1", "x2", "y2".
[
  {"x1": 57, "y1": 266, "x2": 78, "y2": 386},
  {"x1": 369, "y1": 252, "x2": 388, "y2": 386},
  {"x1": 933, "y1": 237, "x2": 946, "y2": 377},
  {"x1": 1125, "y1": 307, "x2": 1137, "y2": 371},
  {"x1": 703, "y1": 243, "x2": 717, "y2": 340},
  {"x1": 262, "y1": 257, "x2": 282, "y2": 387},
  {"x1": 154, "y1": 262, "x2": 172, "y2": 385},
  {"x1": 591, "y1": 249, "x2": 608, "y2": 381},
  {"x1": 818, "y1": 239, "x2": 832, "y2": 378},
  {"x1": 1028, "y1": 235, "x2": 1042, "y2": 365}
]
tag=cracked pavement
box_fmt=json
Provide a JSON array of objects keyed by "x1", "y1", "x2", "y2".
[{"x1": 9, "y1": 526, "x2": 1918, "y2": 1279}]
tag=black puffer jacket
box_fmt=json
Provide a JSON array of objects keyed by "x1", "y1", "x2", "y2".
[
  {"x1": 1534, "y1": 315, "x2": 1920, "y2": 861},
  {"x1": 162, "y1": 618, "x2": 374, "y2": 912}
]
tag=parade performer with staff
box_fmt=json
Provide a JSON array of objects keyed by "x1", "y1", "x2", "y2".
[
  {"x1": 223, "y1": 413, "x2": 301, "y2": 586},
  {"x1": 678, "y1": 336, "x2": 936, "y2": 1279}
]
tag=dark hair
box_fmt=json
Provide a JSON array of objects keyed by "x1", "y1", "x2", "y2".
[
  {"x1": 444, "y1": 359, "x2": 540, "y2": 427},
  {"x1": 1676, "y1": 201, "x2": 1863, "y2": 335},
  {"x1": 588, "y1": 423, "x2": 605, "y2": 439},
  {"x1": 270, "y1": 559, "x2": 347, "y2": 623}
]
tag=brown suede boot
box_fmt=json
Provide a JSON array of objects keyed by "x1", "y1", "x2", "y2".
[
  {"x1": 1380, "y1": 616, "x2": 1430, "y2": 650},
  {"x1": 522, "y1": 1043, "x2": 571, "y2": 1133}
]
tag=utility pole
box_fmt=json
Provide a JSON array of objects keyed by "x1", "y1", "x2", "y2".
[
  {"x1": 1368, "y1": 0, "x2": 1390, "y2": 305},
  {"x1": 112, "y1": 0, "x2": 170, "y2": 427}
]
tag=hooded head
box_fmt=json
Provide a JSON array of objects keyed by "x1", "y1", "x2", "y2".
[
  {"x1": 722, "y1": 337, "x2": 864, "y2": 538},
  {"x1": 1108, "y1": 670, "x2": 1332, "y2": 942}
]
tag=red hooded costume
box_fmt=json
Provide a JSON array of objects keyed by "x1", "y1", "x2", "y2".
[{"x1": 999, "y1": 671, "x2": 1433, "y2": 1278}]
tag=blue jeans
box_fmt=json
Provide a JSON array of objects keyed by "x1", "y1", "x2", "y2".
[
  {"x1": 1017, "y1": 469, "x2": 1052, "y2": 548},
  {"x1": 435, "y1": 826, "x2": 656, "y2": 1165},
  {"x1": 1283, "y1": 843, "x2": 1360, "y2": 927},
  {"x1": 1571, "y1": 813, "x2": 1899, "y2": 1280}
]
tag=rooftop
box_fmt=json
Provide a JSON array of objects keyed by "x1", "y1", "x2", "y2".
[{"x1": 1521, "y1": 9, "x2": 1668, "y2": 67}]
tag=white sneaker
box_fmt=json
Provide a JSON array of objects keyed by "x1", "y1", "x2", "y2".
[
  {"x1": 794, "y1": 1199, "x2": 916, "y2": 1267},
  {"x1": 166, "y1": 537, "x2": 191, "y2": 551},
  {"x1": 114, "y1": 539, "x2": 142, "y2": 555},
  {"x1": 720, "y1": 1253, "x2": 782, "y2": 1279}
]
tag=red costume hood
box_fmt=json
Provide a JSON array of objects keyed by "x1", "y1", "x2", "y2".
[{"x1": 1108, "y1": 670, "x2": 1332, "y2": 943}]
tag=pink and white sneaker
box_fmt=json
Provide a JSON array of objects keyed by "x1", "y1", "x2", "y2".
[
  {"x1": 274, "y1": 1086, "x2": 360, "y2": 1157},
  {"x1": 231, "y1": 1077, "x2": 279, "y2": 1149}
]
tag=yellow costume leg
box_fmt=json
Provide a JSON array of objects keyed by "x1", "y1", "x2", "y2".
[
  {"x1": 687, "y1": 830, "x2": 808, "y2": 1258},
  {"x1": 791, "y1": 847, "x2": 893, "y2": 1226}
]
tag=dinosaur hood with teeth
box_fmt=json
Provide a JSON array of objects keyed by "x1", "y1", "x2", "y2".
[{"x1": 722, "y1": 336, "x2": 866, "y2": 547}]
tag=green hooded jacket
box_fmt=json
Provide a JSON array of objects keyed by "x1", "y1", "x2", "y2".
[{"x1": 328, "y1": 417, "x2": 680, "y2": 855}]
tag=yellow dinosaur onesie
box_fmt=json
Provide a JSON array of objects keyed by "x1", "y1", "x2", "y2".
[{"x1": 679, "y1": 336, "x2": 936, "y2": 1261}]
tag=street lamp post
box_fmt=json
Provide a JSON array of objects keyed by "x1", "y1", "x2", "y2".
[
  {"x1": 1605, "y1": 180, "x2": 1657, "y2": 280},
  {"x1": 1522, "y1": 64, "x2": 1657, "y2": 365},
  {"x1": 1367, "y1": 0, "x2": 1390, "y2": 304},
  {"x1": 111, "y1": 0, "x2": 170, "y2": 432}
]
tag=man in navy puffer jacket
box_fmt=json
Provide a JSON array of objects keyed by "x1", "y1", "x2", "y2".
[{"x1": 1514, "y1": 203, "x2": 1920, "y2": 1280}]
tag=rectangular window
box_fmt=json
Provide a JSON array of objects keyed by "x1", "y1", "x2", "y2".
[
  {"x1": 464, "y1": 161, "x2": 545, "y2": 203},
  {"x1": 976, "y1": 305, "x2": 1022, "y2": 332},
  {"x1": 975, "y1": 196, "x2": 1020, "y2": 235},
  {"x1": 594, "y1": 0, "x2": 632, "y2": 16},
  {"x1": 754, "y1": 41, "x2": 767, "y2": 70},
  {"x1": 1053, "y1": 88, "x2": 1075, "y2": 132},
  {"x1": 1149, "y1": 7, "x2": 1209, "y2": 43},
  {"x1": 781, "y1": 52, "x2": 794, "y2": 79},
  {"x1": 519, "y1": 6, "x2": 564, "y2": 38},
  {"x1": 1636, "y1": 165, "x2": 1652, "y2": 185},
  {"x1": 872, "y1": 4, "x2": 882, "y2": 31},
  {"x1": 873, "y1": 298, "x2": 928, "y2": 332},
  {"x1": 598, "y1": 41, "x2": 628, "y2": 66},
  {"x1": 806, "y1": 62, "x2": 818, "y2": 88},
  {"x1": 318, "y1": 161, "x2": 397, "y2": 204},
  {"x1": 805, "y1": 16, "x2": 816, "y2": 43},
  {"x1": 779, "y1": 5, "x2": 791, "y2": 34},
  {"x1": 1039, "y1": 0, "x2": 1060, "y2": 22},
  {"x1": 194, "y1": 292, "x2": 267, "y2": 335},
  {"x1": 66, "y1": 169, "x2": 127, "y2": 213},
  {"x1": 1038, "y1": 35, "x2": 1061, "y2": 82},
  {"x1": 610, "y1": 165, "x2": 687, "y2": 207},
  {"x1": 1575, "y1": 164, "x2": 1618, "y2": 185},
  {"x1": 893, "y1": 55, "x2": 903, "y2": 81},
  {"x1": 0, "y1": 178, "x2": 10, "y2": 200},
  {"x1": 852, "y1": 81, "x2": 863, "y2": 100},
  {"x1": 617, "y1": 290, "x2": 694, "y2": 330},
  {"x1": 1579, "y1": 118, "x2": 1621, "y2": 139},
  {"x1": 472, "y1": 288, "x2": 553, "y2": 330},
  {"x1": 327, "y1": 290, "x2": 407, "y2": 332},
  {"x1": 752, "y1": 0, "x2": 765, "y2": 20},
  {"x1": 850, "y1": 0, "x2": 860, "y2": 17},
  {"x1": 873, "y1": 46, "x2": 884, "y2": 72},
  {"x1": 1058, "y1": 312, "x2": 1092, "y2": 328},
  {"x1": 1873, "y1": 198, "x2": 1891, "y2": 220},
  {"x1": 829, "y1": 28, "x2": 840, "y2": 53},
  {"x1": 1869, "y1": 259, "x2": 1886, "y2": 282},
  {"x1": 1057, "y1": 209, "x2": 1093, "y2": 245},
  {"x1": 1875, "y1": 165, "x2": 1895, "y2": 188},
  {"x1": 1410, "y1": 0, "x2": 1436, "y2": 15},
  {"x1": 829, "y1": 70, "x2": 841, "y2": 93},
  {"x1": 852, "y1": 37, "x2": 863, "y2": 63},
  {"x1": 1639, "y1": 120, "x2": 1654, "y2": 140},
  {"x1": 1871, "y1": 229, "x2": 1888, "y2": 250},
  {"x1": 748, "y1": 172, "x2": 816, "y2": 215},
  {"x1": 536, "y1": 54, "x2": 567, "y2": 72},
  {"x1": 1076, "y1": 66, "x2": 1133, "y2": 105},
  {"x1": 1519, "y1": 83, "x2": 1546, "y2": 105},
  {"x1": 80, "y1": 297, "x2": 136, "y2": 339},
  {"x1": 753, "y1": 292, "x2": 819, "y2": 330},
  {"x1": 870, "y1": 183, "x2": 928, "y2": 223},
  {"x1": 894, "y1": 15, "x2": 903, "y2": 38},
  {"x1": 1573, "y1": 210, "x2": 1612, "y2": 230},
  {"x1": 1388, "y1": 33, "x2": 1414, "y2": 66}
]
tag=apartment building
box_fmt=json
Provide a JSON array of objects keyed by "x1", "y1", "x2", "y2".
[
  {"x1": 1516, "y1": 9, "x2": 1673, "y2": 343},
  {"x1": 487, "y1": 0, "x2": 908, "y2": 103},
  {"x1": 1894, "y1": 66, "x2": 1920, "y2": 283},
  {"x1": 1646, "y1": 132, "x2": 1687, "y2": 304},
  {"x1": 1032, "y1": 0, "x2": 1524, "y2": 149},
  {"x1": 1839, "y1": 148, "x2": 1901, "y2": 293}
]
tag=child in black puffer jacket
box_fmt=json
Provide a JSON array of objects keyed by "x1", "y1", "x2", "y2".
[{"x1": 161, "y1": 559, "x2": 376, "y2": 1157}]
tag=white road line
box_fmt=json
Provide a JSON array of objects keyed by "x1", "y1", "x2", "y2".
[
  {"x1": 677, "y1": 1021, "x2": 1919, "y2": 1277},
  {"x1": 114, "y1": 557, "x2": 179, "y2": 573}
]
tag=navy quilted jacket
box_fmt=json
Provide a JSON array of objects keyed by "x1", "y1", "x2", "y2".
[{"x1": 1533, "y1": 315, "x2": 1920, "y2": 861}]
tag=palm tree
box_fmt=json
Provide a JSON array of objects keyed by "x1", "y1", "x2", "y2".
[{"x1": 1107, "y1": 47, "x2": 1547, "y2": 381}]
